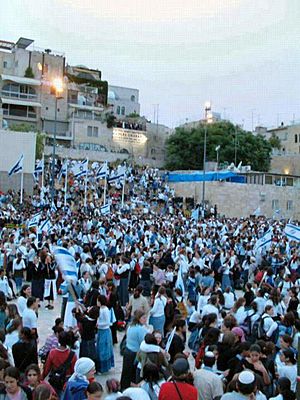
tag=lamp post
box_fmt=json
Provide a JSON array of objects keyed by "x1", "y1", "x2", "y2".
[
  {"x1": 51, "y1": 78, "x2": 63, "y2": 203},
  {"x1": 202, "y1": 101, "x2": 211, "y2": 209}
]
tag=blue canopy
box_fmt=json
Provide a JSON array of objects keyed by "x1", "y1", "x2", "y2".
[{"x1": 167, "y1": 170, "x2": 238, "y2": 183}]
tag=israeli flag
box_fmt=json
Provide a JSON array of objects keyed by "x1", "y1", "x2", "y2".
[
  {"x1": 191, "y1": 208, "x2": 199, "y2": 221},
  {"x1": 53, "y1": 246, "x2": 78, "y2": 282},
  {"x1": 175, "y1": 265, "x2": 185, "y2": 295},
  {"x1": 39, "y1": 218, "x2": 52, "y2": 234},
  {"x1": 50, "y1": 202, "x2": 57, "y2": 213},
  {"x1": 71, "y1": 159, "x2": 88, "y2": 179},
  {"x1": 28, "y1": 212, "x2": 42, "y2": 228},
  {"x1": 284, "y1": 223, "x2": 300, "y2": 242},
  {"x1": 100, "y1": 203, "x2": 110, "y2": 215},
  {"x1": 8, "y1": 154, "x2": 24, "y2": 176},
  {"x1": 254, "y1": 227, "x2": 273, "y2": 253},
  {"x1": 108, "y1": 165, "x2": 126, "y2": 184},
  {"x1": 96, "y1": 162, "x2": 109, "y2": 180},
  {"x1": 58, "y1": 160, "x2": 68, "y2": 181}
]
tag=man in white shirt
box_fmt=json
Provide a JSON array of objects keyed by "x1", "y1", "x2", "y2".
[
  {"x1": 194, "y1": 352, "x2": 224, "y2": 400},
  {"x1": 202, "y1": 295, "x2": 219, "y2": 318},
  {"x1": 261, "y1": 305, "x2": 278, "y2": 340},
  {"x1": 22, "y1": 296, "x2": 39, "y2": 338}
]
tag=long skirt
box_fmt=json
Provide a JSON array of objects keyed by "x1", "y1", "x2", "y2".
[
  {"x1": 31, "y1": 279, "x2": 45, "y2": 300},
  {"x1": 118, "y1": 277, "x2": 129, "y2": 306},
  {"x1": 222, "y1": 274, "x2": 232, "y2": 291},
  {"x1": 80, "y1": 338, "x2": 97, "y2": 362},
  {"x1": 64, "y1": 301, "x2": 77, "y2": 329},
  {"x1": 120, "y1": 348, "x2": 137, "y2": 390},
  {"x1": 96, "y1": 328, "x2": 114, "y2": 373},
  {"x1": 149, "y1": 315, "x2": 166, "y2": 336}
]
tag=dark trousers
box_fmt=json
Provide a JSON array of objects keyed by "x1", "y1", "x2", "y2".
[
  {"x1": 61, "y1": 297, "x2": 68, "y2": 320},
  {"x1": 120, "y1": 348, "x2": 137, "y2": 390}
]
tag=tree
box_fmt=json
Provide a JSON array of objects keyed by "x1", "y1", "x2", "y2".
[
  {"x1": 268, "y1": 133, "x2": 281, "y2": 150},
  {"x1": 24, "y1": 67, "x2": 34, "y2": 78},
  {"x1": 165, "y1": 121, "x2": 273, "y2": 172},
  {"x1": 9, "y1": 123, "x2": 44, "y2": 159}
]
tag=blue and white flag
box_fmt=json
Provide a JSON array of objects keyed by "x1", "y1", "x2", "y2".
[
  {"x1": 50, "y1": 202, "x2": 57, "y2": 213},
  {"x1": 71, "y1": 159, "x2": 88, "y2": 179},
  {"x1": 33, "y1": 158, "x2": 44, "y2": 182},
  {"x1": 28, "y1": 212, "x2": 42, "y2": 228},
  {"x1": 284, "y1": 223, "x2": 300, "y2": 242},
  {"x1": 39, "y1": 218, "x2": 52, "y2": 234},
  {"x1": 58, "y1": 160, "x2": 68, "y2": 181},
  {"x1": 53, "y1": 246, "x2": 78, "y2": 282},
  {"x1": 175, "y1": 265, "x2": 185, "y2": 294},
  {"x1": 8, "y1": 154, "x2": 24, "y2": 176},
  {"x1": 96, "y1": 162, "x2": 109, "y2": 180},
  {"x1": 108, "y1": 165, "x2": 126, "y2": 184},
  {"x1": 254, "y1": 227, "x2": 273, "y2": 253},
  {"x1": 100, "y1": 203, "x2": 110, "y2": 215},
  {"x1": 191, "y1": 208, "x2": 199, "y2": 221}
]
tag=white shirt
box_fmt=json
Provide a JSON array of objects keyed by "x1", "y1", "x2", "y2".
[
  {"x1": 97, "y1": 306, "x2": 110, "y2": 330},
  {"x1": 254, "y1": 297, "x2": 266, "y2": 315},
  {"x1": 150, "y1": 296, "x2": 167, "y2": 317},
  {"x1": 202, "y1": 304, "x2": 219, "y2": 318},
  {"x1": 261, "y1": 313, "x2": 278, "y2": 338},
  {"x1": 234, "y1": 306, "x2": 247, "y2": 325},
  {"x1": 22, "y1": 307, "x2": 37, "y2": 329},
  {"x1": 224, "y1": 292, "x2": 234, "y2": 309},
  {"x1": 17, "y1": 296, "x2": 27, "y2": 317},
  {"x1": 277, "y1": 364, "x2": 297, "y2": 391}
]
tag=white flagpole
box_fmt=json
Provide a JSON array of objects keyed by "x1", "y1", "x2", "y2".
[
  {"x1": 84, "y1": 158, "x2": 88, "y2": 209},
  {"x1": 41, "y1": 152, "x2": 44, "y2": 189},
  {"x1": 103, "y1": 162, "x2": 107, "y2": 206},
  {"x1": 64, "y1": 162, "x2": 68, "y2": 208},
  {"x1": 121, "y1": 164, "x2": 126, "y2": 209},
  {"x1": 20, "y1": 171, "x2": 24, "y2": 205}
]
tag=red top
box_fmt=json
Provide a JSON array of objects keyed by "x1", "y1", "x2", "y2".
[
  {"x1": 158, "y1": 382, "x2": 198, "y2": 400},
  {"x1": 43, "y1": 348, "x2": 77, "y2": 379}
]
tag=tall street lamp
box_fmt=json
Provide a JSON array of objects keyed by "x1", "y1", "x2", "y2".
[
  {"x1": 202, "y1": 101, "x2": 211, "y2": 208},
  {"x1": 51, "y1": 78, "x2": 63, "y2": 203}
]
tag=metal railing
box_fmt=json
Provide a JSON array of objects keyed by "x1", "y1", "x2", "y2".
[{"x1": 1, "y1": 90, "x2": 38, "y2": 100}]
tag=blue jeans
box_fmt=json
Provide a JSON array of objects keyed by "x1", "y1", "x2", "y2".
[{"x1": 149, "y1": 315, "x2": 165, "y2": 336}]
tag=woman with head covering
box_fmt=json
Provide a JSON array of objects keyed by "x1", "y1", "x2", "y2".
[{"x1": 62, "y1": 357, "x2": 95, "y2": 400}]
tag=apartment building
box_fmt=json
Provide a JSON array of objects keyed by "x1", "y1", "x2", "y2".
[{"x1": 108, "y1": 85, "x2": 140, "y2": 118}]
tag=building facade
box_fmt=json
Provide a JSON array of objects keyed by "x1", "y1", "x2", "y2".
[{"x1": 108, "y1": 85, "x2": 140, "y2": 118}]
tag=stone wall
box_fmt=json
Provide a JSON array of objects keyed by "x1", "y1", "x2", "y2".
[
  {"x1": 170, "y1": 181, "x2": 300, "y2": 219},
  {"x1": 270, "y1": 155, "x2": 300, "y2": 176}
]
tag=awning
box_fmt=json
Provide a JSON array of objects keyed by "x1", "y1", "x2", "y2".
[
  {"x1": 1, "y1": 74, "x2": 41, "y2": 86},
  {"x1": 69, "y1": 103, "x2": 103, "y2": 112},
  {"x1": 1, "y1": 98, "x2": 42, "y2": 107},
  {"x1": 167, "y1": 171, "x2": 238, "y2": 183}
]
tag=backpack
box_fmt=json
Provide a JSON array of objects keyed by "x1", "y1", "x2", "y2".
[
  {"x1": 106, "y1": 266, "x2": 114, "y2": 281},
  {"x1": 252, "y1": 316, "x2": 268, "y2": 341},
  {"x1": 48, "y1": 350, "x2": 75, "y2": 391},
  {"x1": 188, "y1": 327, "x2": 202, "y2": 353},
  {"x1": 175, "y1": 297, "x2": 188, "y2": 319}
]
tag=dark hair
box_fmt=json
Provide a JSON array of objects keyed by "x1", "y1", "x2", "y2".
[
  {"x1": 174, "y1": 319, "x2": 186, "y2": 330},
  {"x1": 204, "y1": 328, "x2": 220, "y2": 346},
  {"x1": 222, "y1": 315, "x2": 237, "y2": 330},
  {"x1": 278, "y1": 377, "x2": 296, "y2": 400},
  {"x1": 33, "y1": 383, "x2": 51, "y2": 400},
  {"x1": 131, "y1": 310, "x2": 146, "y2": 326},
  {"x1": 91, "y1": 281, "x2": 100, "y2": 289},
  {"x1": 250, "y1": 344, "x2": 261, "y2": 353},
  {"x1": 106, "y1": 378, "x2": 121, "y2": 393},
  {"x1": 97, "y1": 295, "x2": 108, "y2": 306},
  {"x1": 58, "y1": 331, "x2": 69, "y2": 347},
  {"x1": 27, "y1": 296, "x2": 37, "y2": 308},
  {"x1": 143, "y1": 363, "x2": 160, "y2": 387},
  {"x1": 4, "y1": 366, "x2": 20, "y2": 381},
  {"x1": 280, "y1": 334, "x2": 293, "y2": 346},
  {"x1": 6, "y1": 318, "x2": 21, "y2": 335},
  {"x1": 20, "y1": 327, "x2": 33, "y2": 341},
  {"x1": 25, "y1": 364, "x2": 41, "y2": 379},
  {"x1": 144, "y1": 333, "x2": 157, "y2": 345},
  {"x1": 20, "y1": 284, "x2": 30, "y2": 298},
  {"x1": 237, "y1": 379, "x2": 257, "y2": 395},
  {"x1": 282, "y1": 349, "x2": 296, "y2": 364},
  {"x1": 6, "y1": 304, "x2": 19, "y2": 320},
  {"x1": 203, "y1": 313, "x2": 217, "y2": 328},
  {"x1": 282, "y1": 312, "x2": 295, "y2": 327},
  {"x1": 86, "y1": 381, "x2": 103, "y2": 394},
  {"x1": 0, "y1": 359, "x2": 9, "y2": 372},
  {"x1": 203, "y1": 354, "x2": 215, "y2": 368},
  {"x1": 88, "y1": 306, "x2": 100, "y2": 320}
]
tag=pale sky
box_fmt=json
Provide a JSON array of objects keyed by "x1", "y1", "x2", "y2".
[{"x1": 1, "y1": 0, "x2": 300, "y2": 129}]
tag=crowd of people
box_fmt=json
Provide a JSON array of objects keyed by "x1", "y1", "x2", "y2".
[{"x1": 0, "y1": 162, "x2": 299, "y2": 399}]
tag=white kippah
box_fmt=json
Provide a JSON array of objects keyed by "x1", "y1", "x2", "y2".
[
  {"x1": 205, "y1": 351, "x2": 215, "y2": 358},
  {"x1": 238, "y1": 371, "x2": 255, "y2": 384}
]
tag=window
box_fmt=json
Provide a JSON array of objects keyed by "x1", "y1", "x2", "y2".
[
  {"x1": 272, "y1": 199, "x2": 279, "y2": 210},
  {"x1": 3, "y1": 61, "x2": 7, "y2": 68},
  {"x1": 93, "y1": 127, "x2": 98, "y2": 137},
  {"x1": 121, "y1": 106, "x2": 125, "y2": 115},
  {"x1": 295, "y1": 134, "x2": 298, "y2": 143},
  {"x1": 131, "y1": 95, "x2": 135, "y2": 102},
  {"x1": 287, "y1": 200, "x2": 293, "y2": 210},
  {"x1": 87, "y1": 126, "x2": 93, "y2": 137},
  {"x1": 116, "y1": 106, "x2": 120, "y2": 115},
  {"x1": 87, "y1": 126, "x2": 98, "y2": 137}
]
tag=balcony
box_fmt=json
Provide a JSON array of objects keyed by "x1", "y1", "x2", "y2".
[
  {"x1": 1, "y1": 89, "x2": 38, "y2": 101},
  {"x1": 46, "y1": 131, "x2": 73, "y2": 141},
  {"x1": 71, "y1": 110, "x2": 102, "y2": 121},
  {"x1": 2, "y1": 104, "x2": 37, "y2": 120}
]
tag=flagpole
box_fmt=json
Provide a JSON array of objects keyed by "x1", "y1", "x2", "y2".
[
  {"x1": 20, "y1": 171, "x2": 24, "y2": 205},
  {"x1": 84, "y1": 158, "x2": 88, "y2": 209},
  {"x1": 41, "y1": 152, "x2": 44, "y2": 190},
  {"x1": 64, "y1": 162, "x2": 68, "y2": 208},
  {"x1": 103, "y1": 162, "x2": 107, "y2": 206},
  {"x1": 121, "y1": 165, "x2": 126, "y2": 209}
]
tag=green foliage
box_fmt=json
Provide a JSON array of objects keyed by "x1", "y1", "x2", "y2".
[
  {"x1": 35, "y1": 132, "x2": 45, "y2": 159},
  {"x1": 268, "y1": 133, "x2": 281, "y2": 149},
  {"x1": 24, "y1": 67, "x2": 34, "y2": 78},
  {"x1": 66, "y1": 73, "x2": 108, "y2": 105},
  {"x1": 165, "y1": 121, "x2": 272, "y2": 172},
  {"x1": 9, "y1": 123, "x2": 44, "y2": 159},
  {"x1": 127, "y1": 112, "x2": 140, "y2": 118},
  {"x1": 105, "y1": 112, "x2": 116, "y2": 128}
]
